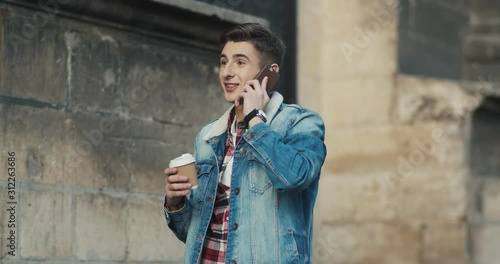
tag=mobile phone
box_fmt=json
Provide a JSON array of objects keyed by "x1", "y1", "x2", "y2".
[{"x1": 255, "y1": 64, "x2": 280, "y2": 93}]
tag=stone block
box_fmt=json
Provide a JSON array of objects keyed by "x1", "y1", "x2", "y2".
[
  {"x1": 327, "y1": 121, "x2": 466, "y2": 170},
  {"x1": 2, "y1": 105, "x2": 68, "y2": 185},
  {"x1": 0, "y1": 14, "x2": 4, "y2": 94},
  {"x1": 318, "y1": 172, "x2": 396, "y2": 223},
  {"x1": 121, "y1": 42, "x2": 227, "y2": 124},
  {"x1": 64, "y1": 111, "x2": 198, "y2": 193},
  {"x1": 395, "y1": 122, "x2": 467, "y2": 168},
  {"x1": 64, "y1": 112, "x2": 131, "y2": 191},
  {"x1": 483, "y1": 179, "x2": 500, "y2": 221},
  {"x1": 422, "y1": 224, "x2": 466, "y2": 264},
  {"x1": 0, "y1": 104, "x2": 6, "y2": 186},
  {"x1": 19, "y1": 187, "x2": 72, "y2": 259},
  {"x1": 127, "y1": 139, "x2": 185, "y2": 194},
  {"x1": 126, "y1": 195, "x2": 184, "y2": 262},
  {"x1": 123, "y1": 117, "x2": 198, "y2": 194},
  {"x1": 314, "y1": 223, "x2": 419, "y2": 264},
  {"x1": 322, "y1": 78, "x2": 394, "y2": 128},
  {"x1": 65, "y1": 31, "x2": 121, "y2": 112},
  {"x1": 2, "y1": 13, "x2": 67, "y2": 104},
  {"x1": 323, "y1": 0, "x2": 398, "y2": 77},
  {"x1": 296, "y1": 0, "x2": 325, "y2": 109},
  {"x1": 472, "y1": 225, "x2": 500, "y2": 264},
  {"x1": 396, "y1": 75, "x2": 479, "y2": 124},
  {"x1": 297, "y1": 0, "x2": 323, "y2": 112},
  {"x1": 75, "y1": 192, "x2": 127, "y2": 261},
  {"x1": 391, "y1": 165, "x2": 467, "y2": 226},
  {"x1": 325, "y1": 125, "x2": 400, "y2": 167},
  {"x1": 398, "y1": 0, "x2": 468, "y2": 80}
]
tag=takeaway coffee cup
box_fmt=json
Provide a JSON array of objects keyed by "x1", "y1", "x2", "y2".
[{"x1": 169, "y1": 153, "x2": 197, "y2": 189}]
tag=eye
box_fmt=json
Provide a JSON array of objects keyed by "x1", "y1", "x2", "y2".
[
  {"x1": 237, "y1": 60, "x2": 245, "y2": 66},
  {"x1": 220, "y1": 60, "x2": 227, "y2": 66}
]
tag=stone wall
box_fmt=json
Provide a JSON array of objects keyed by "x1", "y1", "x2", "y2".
[
  {"x1": 298, "y1": 0, "x2": 498, "y2": 263},
  {"x1": 464, "y1": 0, "x2": 500, "y2": 263},
  {"x1": 0, "y1": 0, "x2": 265, "y2": 262}
]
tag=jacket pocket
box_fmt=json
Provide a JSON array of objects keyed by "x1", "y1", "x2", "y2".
[
  {"x1": 248, "y1": 153, "x2": 272, "y2": 194},
  {"x1": 191, "y1": 161, "x2": 215, "y2": 204},
  {"x1": 285, "y1": 228, "x2": 308, "y2": 264}
]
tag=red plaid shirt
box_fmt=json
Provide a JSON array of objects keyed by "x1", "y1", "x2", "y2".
[{"x1": 200, "y1": 109, "x2": 244, "y2": 263}]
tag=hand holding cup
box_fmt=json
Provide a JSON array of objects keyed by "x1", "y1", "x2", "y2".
[{"x1": 165, "y1": 154, "x2": 197, "y2": 210}]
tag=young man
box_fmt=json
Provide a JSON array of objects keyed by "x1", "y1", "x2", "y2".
[{"x1": 164, "y1": 23, "x2": 326, "y2": 263}]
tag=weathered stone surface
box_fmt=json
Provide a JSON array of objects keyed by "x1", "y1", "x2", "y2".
[
  {"x1": 322, "y1": 78, "x2": 394, "y2": 128},
  {"x1": 66, "y1": 31, "x2": 121, "y2": 112},
  {"x1": 326, "y1": 121, "x2": 466, "y2": 174},
  {"x1": 483, "y1": 179, "x2": 500, "y2": 221},
  {"x1": 326, "y1": 125, "x2": 400, "y2": 167},
  {"x1": 2, "y1": 105, "x2": 68, "y2": 185},
  {"x1": 64, "y1": 112, "x2": 132, "y2": 190},
  {"x1": 121, "y1": 42, "x2": 226, "y2": 124},
  {"x1": 0, "y1": 13, "x2": 4, "y2": 95},
  {"x1": 19, "y1": 187, "x2": 72, "y2": 259},
  {"x1": 0, "y1": 104, "x2": 6, "y2": 187},
  {"x1": 64, "y1": 111, "x2": 197, "y2": 193},
  {"x1": 318, "y1": 172, "x2": 396, "y2": 223},
  {"x1": 127, "y1": 137, "x2": 189, "y2": 194},
  {"x1": 314, "y1": 223, "x2": 419, "y2": 264},
  {"x1": 392, "y1": 165, "x2": 467, "y2": 227},
  {"x1": 422, "y1": 224, "x2": 466, "y2": 264},
  {"x1": 126, "y1": 195, "x2": 184, "y2": 262},
  {"x1": 296, "y1": 0, "x2": 323, "y2": 112},
  {"x1": 323, "y1": 0, "x2": 398, "y2": 77},
  {"x1": 398, "y1": 0, "x2": 468, "y2": 80},
  {"x1": 464, "y1": 63, "x2": 500, "y2": 83},
  {"x1": 2, "y1": 12, "x2": 67, "y2": 104},
  {"x1": 397, "y1": 75, "x2": 482, "y2": 124},
  {"x1": 472, "y1": 225, "x2": 500, "y2": 264},
  {"x1": 75, "y1": 192, "x2": 127, "y2": 261}
]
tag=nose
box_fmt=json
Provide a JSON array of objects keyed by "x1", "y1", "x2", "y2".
[{"x1": 222, "y1": 63, "x2": 235, "y2": 79}]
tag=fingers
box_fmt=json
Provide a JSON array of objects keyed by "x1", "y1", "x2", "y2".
[
  {"x1": 246, "y1": 78, "x2": 265, "y2": 94},
  {"x1": 165, "y1": 173, "x2": 191, "y2": 202},
  {"x1": 164, "y1": 167, "x2": 177, "y2": 176},
  {"x1": 167, "y1": 181, "x2": 191, "y2": 197},
  {"x1": 261, "y1": 76, "x2": 269, "y2": 93}
]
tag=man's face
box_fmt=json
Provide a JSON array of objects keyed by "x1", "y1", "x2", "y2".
[{"x1": 219, "y1": 41, "x2": 262, "y2": 103}]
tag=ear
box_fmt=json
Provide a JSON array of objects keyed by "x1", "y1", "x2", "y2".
[{"x1": 270, "y1": 63, "x2": 280, "y2": 73}]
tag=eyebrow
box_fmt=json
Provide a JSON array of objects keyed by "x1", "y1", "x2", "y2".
[{"x1": 220, "y1": 54, "x2": 251, "y2": 61}]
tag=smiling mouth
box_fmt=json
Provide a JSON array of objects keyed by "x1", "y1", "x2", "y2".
[{"x1": 224, "y1": 83, "x2": 239, "y2": 91}]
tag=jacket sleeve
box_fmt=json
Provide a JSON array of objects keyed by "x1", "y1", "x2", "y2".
[
  {"x1": 243, "y1": 107, "x2": 327, "y2": 192},
  {"x1": 164, "y1": 196, "x2": 193, "y2": 243}
]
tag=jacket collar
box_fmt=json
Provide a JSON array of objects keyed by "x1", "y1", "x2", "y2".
[{"x1": 202, "y1": 91, "x2": 284, "y2": 141}]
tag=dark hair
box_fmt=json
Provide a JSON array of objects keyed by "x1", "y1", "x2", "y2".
[{"x1": 220, "y1": 23, "x2": 286, "y2": 67}]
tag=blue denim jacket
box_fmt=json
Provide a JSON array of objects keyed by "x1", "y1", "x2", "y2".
[{"x1": 164, "y1": 92, "x2": 326, "y2": 264}]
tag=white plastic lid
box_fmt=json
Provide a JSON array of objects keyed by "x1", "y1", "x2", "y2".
[{"x1": 169, "y1": 153, "x2": 195, "y2": 167}]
